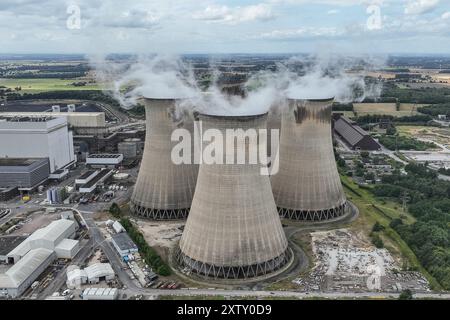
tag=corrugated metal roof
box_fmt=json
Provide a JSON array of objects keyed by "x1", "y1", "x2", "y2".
[
  {"x1": 0, "y1": 274, "x2": 15, "y2": 288},
  {"x1": 8, "y1": 219, "x2": 75, "y2": 258},
  {"x1": 334, "y1": 117, "x2": 365, "y2": 146},
  {"x1": 55, "y1": 238, "x2": 78, "y2": 251},
  {"x1": 83, "y1": 287, "x2": 117, "y2": 296},
  {"x1": 4, "y1": 248, "x2": 55, "y2": 287},
  {"x1": 84, "y1": 263, "x2": 114, "y2": 280}
]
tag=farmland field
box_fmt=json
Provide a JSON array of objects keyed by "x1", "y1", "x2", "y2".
[
  {"x1": 353, "y1": 103, "x2": 428, "y2": 116},
  {"x1": 0, "y1": 78, "x2": 100, "y2": 93}
]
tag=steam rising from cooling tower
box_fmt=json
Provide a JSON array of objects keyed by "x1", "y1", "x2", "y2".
[
  {"x1": 89, "y1": 53, "x2": 383, "y2": 117},
  {"x1": 178, "y1": 113, "x2": 291, "y2": 280},
  {"x1": 270, "y1": 98, "x2": 347, "y2": 221},
  {"x1": 130, "y1": 98, "x2": 199, "y2": 219}
]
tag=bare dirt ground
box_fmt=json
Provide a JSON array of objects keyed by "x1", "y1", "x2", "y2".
[
  {"x1": 10, "y1": 211, "x2": 60, "y2": 236},
  {"x1": 137, "y1": 220, "x2": 184, "y2": 249},
  {"x1": 292, "y1": 229, "x2": 429, "y2": 293}
]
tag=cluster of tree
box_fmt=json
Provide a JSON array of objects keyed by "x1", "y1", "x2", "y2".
[
  {"x1": 438, "y1": 167, "x2": 450, "y2": 176},
  {"x1": 332, "y1": 103, "x2": 354, "y2": 111},
  {"x1": 71, "y1": 81, "x2": 87, "y2": 87},
  {"x1": 378, "y1": 135, "x2": 437, "y2": 151},
  {"x1": 4, "y1": 72, "x2": 87, "y2": 79},
  {"x1": 371, "y1": 164, "x2": 450, "y2": 289},
  {"x1": 6, "y1": 90, "x2": 121, "y2": 107},
  {"x1": 370, "y1": 222, "x2": 385, "y2": 248},
  {"x1": 354, "y1": 114, "x2": 433, "y2": 125},
  {"x1": 381, "y1": 83, "x2": 450, "y2": 104},
  {"x1": 109, "y1": 202, "x2": 122, "y2": 218},
  {"x1": 418, "y1": 103, "x2": 450, "y2": 117},
  {"x1": 119, "y1": 217, "x2": 172, "y2": 276},
  {"x1": 3, "y1": 63, "x2": 89, "y2": 72}
]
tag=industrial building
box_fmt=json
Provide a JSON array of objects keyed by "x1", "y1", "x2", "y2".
[
  {"x1": 78, "y1": 169, "x2": 113, "y2": 193},
  {"x1": 179, "y1": 113, "x2": 290, "y2": 280},
  {"x1": 271, "y1": 98, "x2": 348, "y2": 221},
  {"x1": 86, "y1": 154, "x2": 123, "y2": 168},
  {"x1": 0, "y1": 115, "x2": 76, "y2": 172},
  {"x1": 81, "y1": 287, "x2": 118, "y2": 300},
  {"x1": 0, "y1": 236, "x2": 26, "y2": 263},
  {"x1": 0, "y1": 248, "x2": 56, "y2": 298},
  {"x1": 66, "y1": 263, "x2": 115, "y2": 289},
  {"x1": 0, "y1": 112, "x2": 106, "y2": 129},
  {"x1": 0, "y1": 219, "x2": 79, "y2": 297},
  {"x1": 111, "y1": 233, "x2": 138, "y2": 258},
  {"x1": 118, "y1": 142, "x2": 137, "y2": 158},
  {"x1": 0, "y1": 187, "x2": 19, "y2": 201},
  {"x1": 6, "y1": 218, "x2": 78, "y2": 264},
  {"x1": 333, "y1": 115, "x2": 381, "y2": 151},
  {"x1": 130, "y1": 98, "x2": 199, "y2": 220},
  {"x1": 0, "y1": 158, "x2": 50, "y2": 190}
]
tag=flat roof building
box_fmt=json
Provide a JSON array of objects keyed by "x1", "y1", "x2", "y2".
[
  {"x1": 0, "y1": 112, "x2": 106, "y2": 128},
  {"x1": 111, "y1": 233, "x2": 138, "y2": 258},
  {"x1": 0, "y1": 115, "x2": 76, "y2": 172},
  {"x1": 0, "y1": 158, "x2": 50, "y2": 190},
  {"x1": 86, "y1": 154, "x2": 123, "y2": 167},
  {"x1": 82, "y1": 287, "x2": 118, "y2": 300}
]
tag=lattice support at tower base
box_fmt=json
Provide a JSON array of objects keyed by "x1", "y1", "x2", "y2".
[
  {"x1": 176, "y1": 248, "x2": 292, "y2": 280},
  {"x1": 130, "y1": 203, "x2": 190, "y2": 220},
  {"x1": 278, "y1": 202, "x2": 348, "y2": 221}
]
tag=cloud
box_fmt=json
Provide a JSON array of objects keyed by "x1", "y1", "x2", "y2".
[
  {"x1": 257, "y1": 27, "x2": 344, "y2": 40},
  {"x1": 193, "y1": 3, "x2": 275, "y2": 24},
  {"x1": 442, "y1": 11, "x2": 450, "y2": 19},
  {"x1": 327, "y1": 9, "x2": 340, "y2": 14},
  {"x1": 101, "y1": 9, "x2": 160, "y2": 29},
  {"x1": 404, "y1": 0, "x2": 440, "y2": 15}
]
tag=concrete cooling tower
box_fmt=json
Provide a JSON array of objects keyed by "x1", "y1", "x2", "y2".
[
  {"x1": 178, "y1": 113, "x2": 290, "y2": 280},
  {"x1": 271, "y1": 98, "x2": 347, "y2": 221},
  {"x1": 130, "y1": 98, "x2": 198, "y2": 220}
]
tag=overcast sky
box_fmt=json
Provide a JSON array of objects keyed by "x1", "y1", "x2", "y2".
[{"x1": 1, "y1": 0, "x2": 449, "y2": 54}]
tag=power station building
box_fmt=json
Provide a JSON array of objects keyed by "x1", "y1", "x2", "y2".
[
  {"x1": 271, "y1": 98, "x2": 347, "y2": 221},
  {"x1": 0, "y1": 158, "x2": 50, "y2": 190},
  {"x1": 179, "y1": 113, "x2": 290, "y2": 280},
  {"x1": 130, "y1": 98, "x2": 198, "y2": 220},
  {"x1": 0, "y1": 115, "x2": 76, "y2": 173}
]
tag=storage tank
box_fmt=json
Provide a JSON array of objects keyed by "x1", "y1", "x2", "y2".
[
  {"x1": 178, "y1": 112, "x2": 290, "y2": 280},
  {"x1": 271, "y1": 97, "x2": 347, "y2": 221},
  {"x1": 118, "y1": 142, "x2": 137, "y2": 159},
  {"x1": 130, "y1": 98, "x2": 199, "y2": 220}
]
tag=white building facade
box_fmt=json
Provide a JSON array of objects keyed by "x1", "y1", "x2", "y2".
[{"x1": 0, "y1": 116, "x2": 76, "y2": 172}]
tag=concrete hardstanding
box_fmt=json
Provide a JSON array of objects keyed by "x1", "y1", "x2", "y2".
[
  {"x1": 130, "y1": 98, "x2": 198, "y2": 220},
  {"x1": 271, "y1": 98, "x2": 347, "y2": 221},
  {"x1": 179, "y1": 113, "x2": 289, "y2": 280}
]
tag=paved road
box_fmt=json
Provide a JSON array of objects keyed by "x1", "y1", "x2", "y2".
[{"x1": 38, "y1": 205, "x2": 450, "y2": 300}]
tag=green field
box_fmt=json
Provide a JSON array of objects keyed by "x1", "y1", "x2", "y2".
[{"x1": 0, "y1": 78, "x2": 101, "y2": 93}]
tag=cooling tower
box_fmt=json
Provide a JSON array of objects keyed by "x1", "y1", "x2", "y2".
[
  {"x1": 178, "y1": 113, "x2": 290, "y2": 280},
  {"x1": 271, "y1": 98, "x2": 347, "y2": 221},
  {"x1": 130, "y1": 98, "x2": 198, "y2": 220}
]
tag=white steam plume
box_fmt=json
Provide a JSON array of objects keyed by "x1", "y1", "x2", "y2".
[{"x1": 90, "y1": 53, "x2": 385, "y2": 116}]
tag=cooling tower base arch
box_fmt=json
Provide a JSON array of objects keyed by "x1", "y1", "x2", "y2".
[
  {"x1": 278, "y1": 202, "x2": 348, "y2": 221},
  {"x1": 130, "y1": 203, "x2": 190, "y2": 220},
  {"x1": 175, "y1": 248, "x2": 293, "y2": 281}
]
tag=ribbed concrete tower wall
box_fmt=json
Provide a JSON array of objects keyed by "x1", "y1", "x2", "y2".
[
  {"x1": 266, "y1": 107, "x2": 282, "y2": 170},
  {"x1": 271, "y1": 98, "x2": 347, "y2": 221},
  {"x1": 130, "y1": 98, "x2": 198, "y2": 220},
  {"x1": 179, "y1": 113, "x2": 290, "y2": 279}
]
